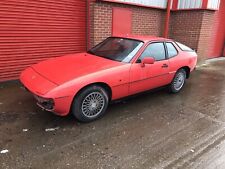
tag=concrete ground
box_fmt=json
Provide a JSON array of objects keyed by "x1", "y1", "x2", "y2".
[{"x1": 0, "y1": 58, "x2": 225, "y2": 169}]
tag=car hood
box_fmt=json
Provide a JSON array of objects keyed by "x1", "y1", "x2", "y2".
[{"x1": 32, "y1": 53, "x2": 124, "y2": 85}]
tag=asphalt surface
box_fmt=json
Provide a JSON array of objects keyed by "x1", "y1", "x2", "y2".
[{"x1": 0, "y1": 58, "x2": 225, "y2": 169}]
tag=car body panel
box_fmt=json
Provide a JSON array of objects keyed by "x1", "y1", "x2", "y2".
[
  {"x1": 20, "y1": 67, "x2": 57, "y2": 95},
  {"x1": 20, "y1": 36, "x2": 197, "y2": 116},
  {"x1": 32, "y1": 53, "x2": 125, "y2": 85},
  {"x1": 21, "y1": 56, "x2": 131, "y2": 115},
  {"x1": 129, "y1": 60, "x2": 172, "y2": 95},
  {"x1": 44, "y1": 63, "x2": 131, "y2": 99},
  {"x1": 168, "y1": 42, "x2": 197, "y2": 74}
]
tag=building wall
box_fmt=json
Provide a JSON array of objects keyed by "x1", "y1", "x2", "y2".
[
  {"x1": 92, "y1": 3, "x2": 112, "y2": 47},
  {"x1": 91, "y1": 1, "x2": 218, "y2": 62},
  {"x1": 132, "y1": 8, "x2": 165, "y2": 36},
  {"x1": 0, "y1": 0, "x2": 223, "y2": 82},
  {"x1": 90, "y1": 2, "x2": 165, "y2": 47},
  {"x1": 169, "y1": 10, "x2": 215, "y2": 62},
  {"x1": 208, "y1": 0, "x2": 225, "y2": 57},
  {"x1": 169, "y1": 11, "x2": 203, "y2": 51},
  {"x1": 197, "y1": 11, "x2": 215, "y2": 60}
]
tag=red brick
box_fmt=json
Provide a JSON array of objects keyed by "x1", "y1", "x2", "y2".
[{"x1": 89, "y1": 2, "x2": 165, "y2": 47}]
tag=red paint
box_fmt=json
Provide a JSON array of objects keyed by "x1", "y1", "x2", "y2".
[
  {"x1": 31, "y1": 53, "x2": 125, "y2": 85},
  {"x1": 172, "y1": 0, "x2": 178, "y2": 10},
  {"x1": 141, "y1": 57, "x2": 155, "y2": 67},
  {"x1": 0, "y1": 0, "x2": 87, "y2": 82},
  {"x1": 112, "y1": 8, "x2": 132, "y2": 36},
  {"x1": 208, "y1": 0, "x2": 225, "y2": 58},
  {"x1": 130, "y1": 59, "x2": 171, "y2": 94},
  {"x1": 164, "y1": 0, "x2": 171, "y2": 38},
  {"x1": 202, "y1": 0, "x2": 208, "y2": 9},
  {"x1": 20, "y1": 35, "x2": 197, "y2": 116}
]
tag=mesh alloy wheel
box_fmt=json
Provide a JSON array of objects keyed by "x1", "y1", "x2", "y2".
[
  {"x1": 173, "y1": 72, "x2": 185, "y2": 91},
  {"x1": 169, "y1": 69, "x2": 187, "y2": 93},
  {"x1": 72, "y1": 85, "x2": 109, "y2": 122},
  {"x1": 81, "y1": 92, "x2": 105, "y2": 118}
]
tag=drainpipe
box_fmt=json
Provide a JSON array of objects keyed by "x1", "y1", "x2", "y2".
[
  {"x1": 87, "y1": 0, "x2": 91, "y2": 50},
  {"x1": 164, "y1": 0, "x2": 172, "y2": 38},
  {"x1": 202, "y1": 0, "x2": 208, "y2": 9},
  {"x1": 172, "y1": 0, "x2": 178, "y2": 10}
]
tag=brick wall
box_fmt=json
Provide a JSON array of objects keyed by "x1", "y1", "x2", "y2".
[
  {"x1": 132, "y1": 8, "x2": 165, "y2": 36},
  {"x1": 169, "y1": 10, "x2": 215, "y2": 62},
  {"x1": 197, "y1": 11, "x2": 215, "y2": 61},
  {"x1": 90, "y1": 1, "x2": 217, "y2": 62},
  {"x1": 89, "y1": 2, "x2": 165, "y2": 47},
  {"x1": 169, "y1": 11, "x2": 202, "y2": 51},
  {"x1": 92, "y1": 2, "x2": 112, "y2": 47}
]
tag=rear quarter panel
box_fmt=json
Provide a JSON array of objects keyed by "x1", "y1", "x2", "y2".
[{"x1": 168, "y1": 49, "x2": 197, "y2": 80}]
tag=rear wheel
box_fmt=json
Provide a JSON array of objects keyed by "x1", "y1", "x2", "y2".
[
  {"x1": 71, "y1": 85, "x2": 109, "y2": 122},
  {"x1": 169, "y1": 69, "x2": 186, "y2": 93}
]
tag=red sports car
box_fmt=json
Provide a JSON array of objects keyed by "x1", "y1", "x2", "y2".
[{"x1": 20, "y1": 36, "x2": 197, "y2": 122}]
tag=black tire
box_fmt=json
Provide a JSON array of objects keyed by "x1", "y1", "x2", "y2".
[
  {"x1": 71, "y1": 85, "x2": 109, "y2": 122},
  {"x1": 169, "y1": 69, "x2": 187, "y2": 93}
]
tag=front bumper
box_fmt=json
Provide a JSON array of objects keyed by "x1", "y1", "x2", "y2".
[
  {"x1": 34, "y1": 94, "x2": 55, "y2": 112},
  {"x1": 23, "y1": 87, "x2": 73, "y2": 116},
  {"x1": 28, "y1": 89, "x2": 73, "y2": 116},
  {"x1": 20, "y1": 67, "x2": 73, "y2": 116}
]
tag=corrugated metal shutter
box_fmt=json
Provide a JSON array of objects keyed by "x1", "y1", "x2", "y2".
[
  {"x1": 0, "y1": 0, "x2": 86, "y2": 82},
  {"x1": 178, "y1": 0, "x2": 202, "y2": 9},
  {"x1": 207, "y1": 0, "x2": 220, "y2": 10}
]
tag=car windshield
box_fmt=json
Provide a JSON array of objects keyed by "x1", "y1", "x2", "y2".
[{"x1": 88, "y1": 37, "x2": 144, "y2": 63}]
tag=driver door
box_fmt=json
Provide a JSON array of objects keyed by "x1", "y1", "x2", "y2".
[{"x1": 129, "y1": 42, "x2": 171, "y2": 95}]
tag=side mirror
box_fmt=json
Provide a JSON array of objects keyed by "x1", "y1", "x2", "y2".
[{"x1": 141, "y1": 57, "x2": 155, "y2": 67}]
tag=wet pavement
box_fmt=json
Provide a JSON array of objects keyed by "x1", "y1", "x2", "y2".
[{"x1": 0, "y1": 58, "x2": 225, "y2": 169}]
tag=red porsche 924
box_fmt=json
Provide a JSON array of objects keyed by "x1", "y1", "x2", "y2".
[{"x1": 20, "y1": 36, "x2": 197, "y2": 122}]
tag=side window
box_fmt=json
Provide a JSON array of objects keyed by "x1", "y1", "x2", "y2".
[
  {"x1": 139, "y1": 42, "x2": 166, "y2": 61},
  {"x1": 166, "y1": 42, "x2": 178, "y2": 58}
]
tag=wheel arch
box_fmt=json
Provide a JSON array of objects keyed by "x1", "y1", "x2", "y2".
[
  {"x1": 179, "y1": 66, "x2": 191, "y2": 79},
  {"x1": 70, "y1": 82, "x2": 112, "y2": 109},
  {"x1": 69, "y1": 82, "x2": 112, "y2": 116},
  {"x1": 77, "y1": 82, "x2": 112, "y2": 99}
]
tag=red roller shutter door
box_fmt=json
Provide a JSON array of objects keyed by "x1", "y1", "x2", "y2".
[{"x1": 0, "y1": 0, "x2": 86, "y2": 82}]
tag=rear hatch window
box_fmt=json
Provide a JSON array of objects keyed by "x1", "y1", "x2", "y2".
[{"x1": 175, "y1": 42, "x2": 194, "y2": 52}]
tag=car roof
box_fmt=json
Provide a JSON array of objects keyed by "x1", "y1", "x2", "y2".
[{"x1": 113, "y1": 35, "x2": 172, "y2": 43}]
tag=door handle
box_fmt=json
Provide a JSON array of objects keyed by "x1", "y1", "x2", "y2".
[{"x1": 161, "y1": 64, "x2": 168, "y2": 68}]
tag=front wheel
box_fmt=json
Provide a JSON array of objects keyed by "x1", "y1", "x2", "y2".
[
  {"x1": 71, "y1": 85, "x2": 109, "y2": 122},
  {"x1": 169, "y1": 69, "x2": 186, "y2": 93}
]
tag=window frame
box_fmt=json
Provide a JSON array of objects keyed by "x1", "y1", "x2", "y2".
[
  {"x1": 136, "y1": 41, "x2": 167, "y2": 63},
  {"x1": 174, "y1": 41, "x2": 194, "y2": 52},
  {"x1": 88, "y1": 37, "x2": 144, "y2": 63},
  {"x1": 164, "y1": 41, "x2": 179, "y2": 59}
]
